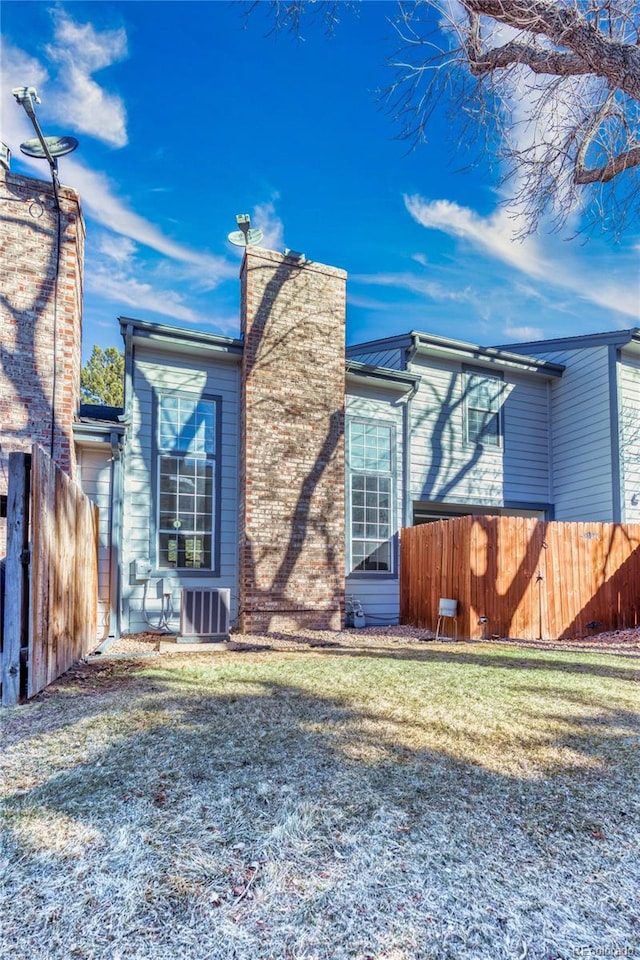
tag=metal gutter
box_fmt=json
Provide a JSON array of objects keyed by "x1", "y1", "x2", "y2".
[
  {"x1": 345, "y1": 360, "x2": 419, "y2": 390},
  {"x1": 495, "y1": 327, "x2": 640, "y2": 354},
  {"x1": 608, "y1": 345, "x2": 622, "y2": 522},
  {"x1": 347, "y1": 329, "x2": 564, "y2": 376},
  {"x1": 411, "y1": 331, "x2": 565, "y2": 377},
  {"x1": 73, "y1": 420, "x2": 126, "y2": 442},
  {"x1": 119, "y1": 316, "x2": 243, "y2": 356}
]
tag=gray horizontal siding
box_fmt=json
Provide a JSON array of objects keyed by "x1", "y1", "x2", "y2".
[
  {"x1": 539, "y1": 346, "x2": 614, "y2": 520},
  {"x1": 407, "y1": 356, "x2": 551, "y2": 508},
  {"x1": 346, "y1": 579, "x2": 400, "y2": 626},
  {"x1": 619, "y1": 351, "x2": 640, "y2": 523},
  {"x1": 344, "y1": 384, "x2": 404, "y2": 624},
  {"x1": 77, "y1": 446, "x2": 113, "y2": 641},
  {"x1": 122, "y1": 345, "x2": 240, "y2": 633}
]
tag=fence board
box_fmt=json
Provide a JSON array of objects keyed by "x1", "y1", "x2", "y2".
[
  {"x1": 27, "y1": 446, "x2": 98, "y2": 698},
  {"x1": 2, "y1": 454, "x2": 30, "y2": 706},
  {"x1": 400, "y1": 515, "x2": 640, "y2": 641}
]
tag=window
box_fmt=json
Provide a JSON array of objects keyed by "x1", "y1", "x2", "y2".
[
  {"x1": 157, "y1": 394, "x2": 217, "y2": 570},
  {"x1": 465, "y1": 370, "x2": 504, "y2": 447},
  {"x1": 348, "y1": 421, "x2": 393, "y2": 574}
]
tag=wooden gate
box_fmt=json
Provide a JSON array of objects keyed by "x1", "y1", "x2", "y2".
[
  {"x1": 400, "y1": 515, "x2": 640, "y2": 641},
  {"x1": 1, "y1": 446, "x2": 98, "y2": 705}
]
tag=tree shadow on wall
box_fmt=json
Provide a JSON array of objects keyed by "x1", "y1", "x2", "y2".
[
  {"x1": 0, "y1": 182, "x2": 75, "y2": 473},
  {"x1": 239, "y1": 257, "x2": 345, "y2": 630}
]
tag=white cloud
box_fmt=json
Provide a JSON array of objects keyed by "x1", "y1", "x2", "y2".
[
  {"x1": 46, "y1": 11, "x2": 128, "y2": 147},
  {"x1": 404, "y1": 194, "x2": 639, "y2": 320},
  {"x1": 64, "y1": 158, "x2": 235, "y2": 282},
  {"x1": 353, "y1": 270, "x2": 476, "y2": 304},
  {"x1": 49, "y1": 11, "x2": 127, "y2": 72},
  {"x1": 1, "y1": 39, "x2": 49, "y2": 91},
  {"x1": 405, "y1": 195, "x2": 549, "y2": 278},
  {"x1": 87, "y1": 268, "x2": 199, "y2": 324},
  {"x1": 0, "y1": 41, "x2": 51, "y2": 151},
  {"x1": 2, "y1": 19, "x2": 126, "y2": 150},
  {"x1": 97, "y1": 234, "x2": 137, "y2": 265},
  {"x1": 55, "y1": 67, "x2": 127, "y2": 148},
  {"x1": 252, "y1": 199, "x2": 284, "y2": 252},
  {"x1": 502, "y1": 325, "x2": 544, "y2": 342}
]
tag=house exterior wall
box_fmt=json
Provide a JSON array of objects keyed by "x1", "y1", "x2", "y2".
[
  {"x1": 523, "y1": 345, "x2": 615, "y2": 520},
  {"x1": 0, "y1": 167, "x2": 84, "y2": 555},
  {"x1": 407, "y1": 355, "x2": 552, "y2": 511},
  {"x1": 239, "y1": 248, "x2": 347, "y2": 632},
  {"x1": 76, "y1": 443, "x2": 114, "y2": 640},
  {"x1": 619, "y1": 349, "x2": 640, "y2": 523},
  {"x1": 348, "y1": 348, "x2": 405, "y2": 370},
  {"x1": 345, "y1": 383, "x2": 406, "y2": 625},
  {"x1": 121, "y1": 343, "x2": 241, "y2": 633}
]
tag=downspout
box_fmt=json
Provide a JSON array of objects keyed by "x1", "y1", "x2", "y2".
[
  {"x1": 546, "y1": 379, "x2": 554, "y2": 513},
  {"x1": 123, "y1": 323, "x2": 134, "y2": 425},
  {"x1": 119, "y1": 323, "x2": 134, "y2": 634},
  {"x1": 403, "y1": 334, "x2": 420, "y2": 528},
  {"x1": 608, "y1": 344, "x2": 622, "y2": 522},
  {"x1": 108, "y1": 429, "x2": 123, "y2": 641}
]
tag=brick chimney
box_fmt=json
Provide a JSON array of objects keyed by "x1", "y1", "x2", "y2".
[
  {"x1": 239, "y1": 248, "x2": 346, "y2": 632},
  {"x1": 0, "y1": 165, "x2": 85, "y2": 493}
]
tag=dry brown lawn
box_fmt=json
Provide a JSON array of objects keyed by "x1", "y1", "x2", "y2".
[{"x1": 1, "y1": 635, "x2": 639, "y2": 960}]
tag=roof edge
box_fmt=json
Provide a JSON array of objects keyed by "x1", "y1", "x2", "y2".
[
  {"x1": 410, "y1": 331, "x2": 565, "y2": 376},
  {"x1": 346, "y1": 360, "x2": 420, "y2": 390},
  {"x1": 119, "y1": 316, "x2": 243, "y2": 354},
  {"x1": 494, "y1": 327, "x2": 640, "y2": 353}
]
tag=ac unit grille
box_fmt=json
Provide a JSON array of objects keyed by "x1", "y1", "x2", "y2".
[{"x1": 180, "y1": 588, "x2": 230, "y2": 639}]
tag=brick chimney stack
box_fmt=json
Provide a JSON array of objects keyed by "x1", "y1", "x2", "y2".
[
  {"x1": 239, "y1": 248, "x2": 346, "y2": 632},
  {"x1": 0, "y1": 165, "x2": 85, "y2": 492}
]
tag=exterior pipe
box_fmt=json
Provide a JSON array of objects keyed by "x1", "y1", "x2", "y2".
[{"x1": 403, "y1": 334, "x2": 420, "y2": 528}]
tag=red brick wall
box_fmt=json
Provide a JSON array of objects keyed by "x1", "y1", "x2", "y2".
[
  {"x1": 239, "y1": 248, "x2": 346, "y2": 632},
  {"x1": 0, "y1": 166, "x2": 84, "y2": 495}
]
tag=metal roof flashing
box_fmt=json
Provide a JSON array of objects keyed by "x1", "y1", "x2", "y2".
[
  {"x1": 409, "y1": 331, "x2": 565, "y2": 377},
  {"x1": 118, "y1": 316, "x2": 243, "y2": 359},
  {"x1": 494, "y1": 327, "x2": 640, "y2": 355},
  {"x1": 347, "y1": 330, "x2": 564, "y2": 377},
  {"x1": 346, "y1": 360, "x2": 420, "y2": 392}
]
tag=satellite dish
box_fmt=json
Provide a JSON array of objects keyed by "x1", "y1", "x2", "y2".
[
  {"x1": 20, "y1": 135, "x2": 79, "y2": 159},
  {"x1": 227, "y1": 212, "x2": 263, "y2": 247},
  {"x1": 228, "y1": 228, "x2": 264, "y2": 247}
]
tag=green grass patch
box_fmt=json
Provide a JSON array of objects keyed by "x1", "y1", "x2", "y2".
[{"x1": 1, "y1": 642, "x2": 638, "y2": 960}]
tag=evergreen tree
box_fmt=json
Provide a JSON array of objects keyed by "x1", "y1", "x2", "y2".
[{"x1": 80, "y1": 346, "x2": 124, "y2": 407}]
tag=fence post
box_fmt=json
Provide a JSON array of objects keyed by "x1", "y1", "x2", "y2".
[{"x1": 2, "y1": 453, "x2": 31, "y2": 707}]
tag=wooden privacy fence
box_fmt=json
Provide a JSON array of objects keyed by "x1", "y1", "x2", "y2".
[
  {"x1": 400, "y1": 515, "x2": 640, "y2": 641},
  {"x1": 2, "y1": 446, "x2": 98, "y2": 705}
]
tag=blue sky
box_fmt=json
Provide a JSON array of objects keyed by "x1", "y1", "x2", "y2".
[{"x1": 2, "y1": 1, "x2": 638, "y2": 361}]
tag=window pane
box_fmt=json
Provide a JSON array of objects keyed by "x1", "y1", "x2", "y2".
[
  {"x1": 159, "y1": 395, "x2": 216, "y2": 454},
  {"x1": 466, "y1": 373, "x2": 502, "y2": 446},
  {"x1": 468, "y1": 408, "x2": 500, "y2": 445},
  {"x1": 158, "y1": 533, "x2": 211, "y2": 569},
  {"x1": 158, "y1": 456, "x2": 214, "y2": 569},
  {"x1": 349, "y1": 422, "x2": 392, "y2": 473},
  {"x1": 353, "y1": 541, "x2": 390, "y2": 572}
]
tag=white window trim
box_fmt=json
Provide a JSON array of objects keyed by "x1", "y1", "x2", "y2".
[
  {"x1": 463, "y1": 367, "x2": 504, "y2": 449},
  {"x1": 155, "y1": 392, "x2": 219, "y2": 573},
  {"x1": 347, "y1": 418, "x2": 396, "y2": 577}
]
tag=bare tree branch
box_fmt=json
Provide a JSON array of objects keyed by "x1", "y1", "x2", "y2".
[
  {"x1": 246, "y1": 0, "x2": 640, "y2": 236},
  {"x1": 464, "y1": 0, "x2": 640, "y2": 100}
]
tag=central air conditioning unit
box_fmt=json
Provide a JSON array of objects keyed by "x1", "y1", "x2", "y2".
[{"x1": 179, "y1": 587, "x2": 230, "y2": 641}]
